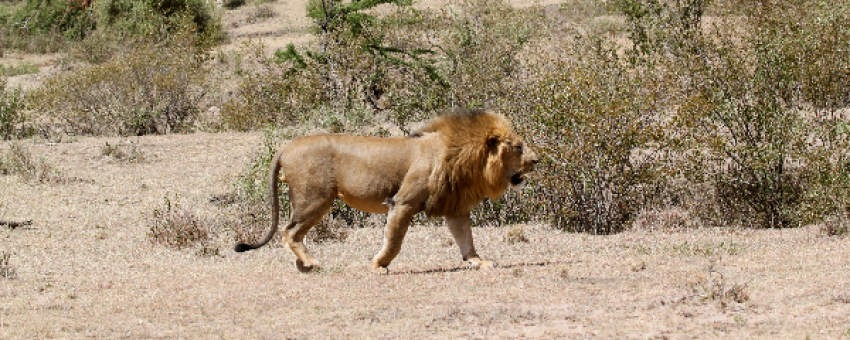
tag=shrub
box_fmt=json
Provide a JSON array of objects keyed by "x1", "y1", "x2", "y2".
[
  {"x1": 505, "y1": 224, "x2": 529, "y2": 244},
  {"x1": 643, "y1": 0, "x2": 850, "y2": 228},
  {"x1": 0, "y1": 0, "x2": 96, "y2": 52},
  {"x1": 432, "y1": 0, "x2": 544, "y2": 109},
  {"x1": 508, "y1": 32, "x2": 666, "y2": 234},
  {"x1": 0, "y1": 79, "x2": 28, "y2": 140},
  {"x1": 101, "y1": 141, "x2": 146, "y2": 163},
  {"x1": 147, "y1": 196, "x2": 214, "y2": 249},
  {"x1": 32, "y1": 34, "x2": 208, "y2": 136},
  {"x1": 221, "y1": 42, "x2": 326, "y2": 131},
  {"x1": 222, "y1": 0, "x2": 245, "y2": 10},
  {"x1": 821, "y1": 214, "x2": 849, "y2": 237},
  {"x1": 7, "y1": 0, "x2": 95, "y2": 38},
  {"x1": 94, "y1": 0, "x2": 222, "y2": 42},
  {"x1": 0, "y1": 143, "x2": 59, "y2": 183},
  {"x1": 0, "y1": 62, "x2": 38, "y2": 77}
]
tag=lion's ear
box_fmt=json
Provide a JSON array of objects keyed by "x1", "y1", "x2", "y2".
[{"x1": 487, "y1": 135, "x2": 500, "y2": 152}]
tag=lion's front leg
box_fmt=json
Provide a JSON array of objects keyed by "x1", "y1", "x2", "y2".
[
  {"x1": 446, "y1": 215, "x2": 496, "y2": 270},
  {"x1": 371, "y1": 204, "x2": 417, "y2": 274}
]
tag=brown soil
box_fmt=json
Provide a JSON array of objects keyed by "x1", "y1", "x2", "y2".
[{"x1": 2, "y1": 133, "x2": 849, "y2": 339}]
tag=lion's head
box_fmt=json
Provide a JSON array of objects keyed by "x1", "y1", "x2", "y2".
[{"x1": 414, "y1": 109, "x2": 538, "y2": 217}]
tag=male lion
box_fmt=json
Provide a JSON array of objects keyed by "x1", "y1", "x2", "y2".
[{"x1": 234, "y1": 109, "x2": 538, "y2": 273}]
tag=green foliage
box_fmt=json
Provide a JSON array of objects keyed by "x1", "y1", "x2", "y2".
[
  {"x1": 267, "y1": 0, "x2": 446, "y2": 130},
  {"x1": 94, "y1": 0, "x2": 222, "y2": 42},
  {"x1": 0, "y1": 0, "x2": 221, "y2": 53},
  {"x1": 0, "y1": 0, "x2": 95, "y2": 52},
  {"x1": 0, "y1": 62, "x2": 38, "y2": 77},
  {"x1": 618, "y1": 0, "x2": 707, "y2": 63},
  {"x1": 221, "y1": 42, "x2": 326, "y2": 130},
  {"x1": 32, "y1": 34, "x2": 208, "y2": 136},
  {"x1": 221, "y1": 0, "x2": 245, "y2": 9},
  {"x1": 623, "y1": 0, "x2": 850, "y2": 228},
  {"x1": 8, "y1": 0, "x2": 96, "y2": 39},
  {"x1": 0, "y1": 79, "x2": 28, "y2": 140},
  {"x1": 436, "y1": 0, "x2": 544, "y2": 109},
  {"x1": 511, "y1": 34, "x2": 665, "y2": 234}
]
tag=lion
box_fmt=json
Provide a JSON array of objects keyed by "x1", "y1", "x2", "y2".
[{"x1": 234, "y1": 109, "x2": 539, "y2": 273}]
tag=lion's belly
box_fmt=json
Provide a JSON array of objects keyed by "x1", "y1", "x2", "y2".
[{"x1": 336, "y1": 191, "x2": 391, "y2": 214}]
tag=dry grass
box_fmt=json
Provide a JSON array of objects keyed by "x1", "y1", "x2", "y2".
[
  {"x1": 505, "y1": 224, "x2": 529, "y2": 244},
  {"x1": 2, "y1": 132, "x2": 850, "y2": 339},
  {"x1": 821, "y1": 214, "x2": 850, "y2": 237},
  {"x1": 100, "y1": 141, "x2": 146, "y2": 163},
  {"x1": 0, "y1": 252, "x2": 15, "y2": 280},
  {"x1": 0, "y1": 142, "x2": 83, "y2": 184}
]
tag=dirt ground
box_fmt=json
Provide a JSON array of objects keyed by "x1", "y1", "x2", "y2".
[
  {"x1": 2, "y1": 132, "x2": 849, "y2": 339},
  {"x1": 3, "y1": 0, "x2": 850, "y2": 338}
]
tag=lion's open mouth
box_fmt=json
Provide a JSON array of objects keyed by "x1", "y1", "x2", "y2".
[{"x1": 510, "y1": 173, "x2": 525, "y2": 186}]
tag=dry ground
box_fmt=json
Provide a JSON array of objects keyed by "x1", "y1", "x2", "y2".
[{"x1": 2, "y1": 133, "x2": 850, "y2": 339}]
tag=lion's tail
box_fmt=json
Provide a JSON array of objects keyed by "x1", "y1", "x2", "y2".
[{"x1": 234, "y1": 150, "x2": 285, "y2": 253}]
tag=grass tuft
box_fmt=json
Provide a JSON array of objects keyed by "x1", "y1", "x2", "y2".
[
  {"x1": 505, "y1": 224, "x2": 529, "y2": 244},
  {"x1": 0, "y1": 252, "x2": 16, "y2": 280},
  {"x1": 0, "y1": 143, "x2": 65, "y2": 183},
  {"x1": 821, "y1": 214, "x2": 849, "y2": 237},
  {"x1": 147, "y1": 196, "x2": 216, "y2": 250},
  {"x1": 101, "y1": 141, "x2": 146, "y2": 163}
]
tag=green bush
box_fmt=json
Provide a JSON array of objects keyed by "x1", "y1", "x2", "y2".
[
  {"x1": 2, "y1": 0, "x2": 96, "y2": 50},
  {"x1": 94, "y1": 0, "x2": 222, "y2": 41},
  {"x1": 509, "y1": 34, "x2": 665, "y2": 234},
  {"x1": 623, "y1": 0, "x2": 850, "y2": 228},
  {"x1": 434, "y1": 0, "x2": 544, "y2": 109},
  {"x1": 0, "y1": 0, "x2": 220, "y2": 54},
  {"x1": 32, "y1": 34, "x2": 208, "y2": 136},
  {"x1": 0, "y1": 79, "x2": 28, "y2": 140}
]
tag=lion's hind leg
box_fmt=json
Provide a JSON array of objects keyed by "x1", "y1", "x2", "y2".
[{"x1": 285, "y1": 198, "x2": 334, "y2": 273}]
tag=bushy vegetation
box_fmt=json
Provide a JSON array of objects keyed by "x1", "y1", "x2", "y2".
[
  {"x1": 3, "y1": 0, "x2": 848, "y2": 236},
  {"x1": 625, "y1": 0, "x2": 850, "y2": 228},
  {"x1": 0, "y1": 79, "x2": 28, "y2": 140},
  {"x1": 147, "y1": 195, "x2": 218, "y2": 250},
  {"x1": 0, "y1": 0, "x2": 95, "y2": 52},
  {"x1": 0, "y1": 0, "x2": 221, "y2": 52},
  {"x1": 0, "y1": 143, "x2": 69, "y2": 183},
  {"x1": 32, "y1": 33, "x2": 209, "y2": 135},
  {"x1": 225, "y1": 0, "x2": 849, "y2": 236}
]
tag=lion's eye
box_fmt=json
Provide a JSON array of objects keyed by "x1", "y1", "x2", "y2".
[{"x1": 516, "y1": 144, "x2": 523, "y2": 153}]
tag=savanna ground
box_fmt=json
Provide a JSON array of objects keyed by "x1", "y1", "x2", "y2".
[
  {"x1": 2, "y1": 0, "x2": 850, "y2": 338},
  {"x1": 2, "y1": 133, "x2": 850, "y2": 339}
]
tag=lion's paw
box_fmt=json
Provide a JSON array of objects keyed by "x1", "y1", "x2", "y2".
[
  {"x1": 371, "y1": 265, "x2": 390, "y2": 275},
  {"x1": 467, "y1": 259, "x2": 497, "y2": 270},
  {"x1": 295, "y1": 259, "x2": 320, "y2": 273}
]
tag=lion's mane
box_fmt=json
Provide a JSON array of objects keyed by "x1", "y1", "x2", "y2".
[{"x1": 413, "y1": 109, "x2": 514, "y2": 217}]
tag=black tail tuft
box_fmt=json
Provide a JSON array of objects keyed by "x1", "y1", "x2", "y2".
[{"x1": 234, "y1": 243, "x2": 255, "y2": 253}]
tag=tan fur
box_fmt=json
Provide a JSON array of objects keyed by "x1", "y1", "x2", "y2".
[
  {"x1": 234, "y1": 109, "x2": 538, "y2": 273},
  {"x1": 416, "y1": 110, "x2": 519, "y2": 217}
]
